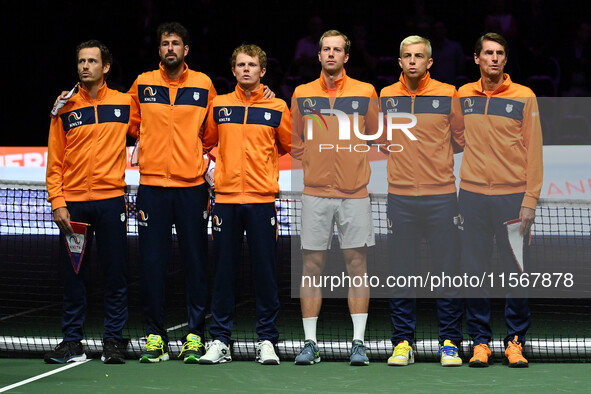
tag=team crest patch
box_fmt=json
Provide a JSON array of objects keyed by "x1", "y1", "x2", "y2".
[
  {"x1": 120, "y1": 213, "x2": 126, "y2": 222},
  {"x1": 506, "y1": 104, "x2": 513, "y2": 113},
  {"x1": 352, "y1": 101, "x2": 359, "y2": 110},
  {"x1": 194, "y1": 92, "x2": 200, "y2": 101},
  {"x1": 453, "y1": 214, "x2": 464, "y2": 230},
  {"x1": 264, "y1": 112, "x2": 271, "y2": 120},
  {"x1": 271, "y1": 217, "x2": 276, "y2": 226},
  {"x1": 432, "y1": 99, "x2": 439, "y2": 109},
  {"x1": 114, "y1": 108, "x2": 121, "y2": 117}
]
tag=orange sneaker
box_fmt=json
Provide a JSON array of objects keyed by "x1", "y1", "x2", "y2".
[
  {"x1": 505, "y1": 336, "x2": 528, "y2": 368},
  {"x1": 469, "y1": 343, "x2": 492, "y2": 367}
]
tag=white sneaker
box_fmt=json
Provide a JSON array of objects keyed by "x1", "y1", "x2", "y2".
[
  {"x1": 199, "y1": 340, "x2": 232, "y2": 364},
  {"x1": 256, "y1": 340, "x2": 280, "y2": 365}
]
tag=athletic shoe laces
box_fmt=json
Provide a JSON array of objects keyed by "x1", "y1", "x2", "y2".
[
  {"x1": 180, "y1": 335, "x2": 203, "y2": 355},
  {"x1": 437, "y1": 345, "x2": 459, "y2": 358},
  {"x1": 352, "y1": 342, "x2": 367, "y2": 356},
  {"x1": 393, "y1": 342, "x2": 411, "y2": 357},
  {"x1": 146, "y1": 336, "x2": 163, "y2": 351}
]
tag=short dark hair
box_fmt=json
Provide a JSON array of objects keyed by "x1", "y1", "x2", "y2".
[
  {"x1": 76, "y1": 40, "x2": 112, "y2": 79},
  {"x1": 319, "y1": 30, "x2": 351, "y2": 54},
  {"x1": 157, "y1": 22, "x2": 190, "y2": 46},
  {"x1": 231, "y1": 44, "x2": 267, "y2": 69},
  {"x1": 474, "y1": 32, "x2": 508, "y2": 57}
]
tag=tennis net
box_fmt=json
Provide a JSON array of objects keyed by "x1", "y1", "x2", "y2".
[{"x1": 1, "y1": 182, "x2": 590, "y2": 362}]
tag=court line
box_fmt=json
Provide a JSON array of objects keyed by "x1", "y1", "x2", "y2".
[{"x1": 0, "y1": 360, "x2": 90, "y2": 393}]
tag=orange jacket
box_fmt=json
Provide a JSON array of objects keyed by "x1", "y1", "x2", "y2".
[
  {"x1": 379, "y1": 72, "x2": 464, "y2": 196},
  {"x1": 46, "y1": 83, "x2": 139, "y2": 210},
  {"x1": 203, "y1": 84, "x2": 291, "y2": 204},
  {"x1": 128, "y1": 63, "x2": 216, "y2": 187},
  {"x1": 291, "y1": 70, "x2": 379, "y2": 198},
  {"x1": 458, "y1": 74, "x2": 543, "y2": 209}
]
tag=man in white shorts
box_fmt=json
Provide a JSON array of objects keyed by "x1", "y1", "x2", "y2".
[{"x1": 291, "y1": 29, "x2": 378, "y2": 366}]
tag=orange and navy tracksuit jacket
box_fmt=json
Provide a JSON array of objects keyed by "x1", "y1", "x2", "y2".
[
  {"x1": 458, "y1": 74, "x2": 543, "y2": 209},
  {"x1": 128, "y1": 62, "x2": 216, "y2": 187},
  {"x1": 379, "y1": 72, "x2": 464, "y2": 196},
  {"x1": 291, "y1": 70, "x2": 379, "y2": 198},
  {"x1": 203, "y1": 84, "x2": 291, "y2": 204},
  {"x1": 46, "y1": 83, "x2": 139, "y2": 210}
]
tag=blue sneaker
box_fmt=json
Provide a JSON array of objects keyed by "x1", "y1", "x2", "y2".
[
  {"x1": 294, "y1": 340, "x2": 320, "y2": 365},
  {"x1": 350, "y1": 340, "x2": 369, "y2": 366}
]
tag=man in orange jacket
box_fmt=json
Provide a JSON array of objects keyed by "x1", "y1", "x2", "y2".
[
  {"x1": 458, "y1": 32, "x2": 543, "y2": 368},
  {"x1": 128, "y1": 22, "x2": 217, "y2": 364},
  {"x1": 45, "y1": 40, "x2": 139, "y2": 365},
  {"x1": 199, "y1": 44, "x2": 291, "y2": 365},
  {"x1": 379, "y1": 35, "x2": 465, "y2": 367},
  {"x1": 291, "y1": 30, "x2": 379, "y2": 366}
]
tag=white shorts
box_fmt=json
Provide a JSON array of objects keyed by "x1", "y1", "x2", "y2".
[{"x1": 300, "y1": 195, "x2": 375, "y2": 250}]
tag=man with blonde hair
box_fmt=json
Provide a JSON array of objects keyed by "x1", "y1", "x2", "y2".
[{"x1": 379, "y1": 35, "x2": 465, "y2": 367}]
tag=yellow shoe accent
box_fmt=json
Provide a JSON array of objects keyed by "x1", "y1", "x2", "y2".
[{"x1": 388, "y1": 340, "x2": 414, "y2": 366}]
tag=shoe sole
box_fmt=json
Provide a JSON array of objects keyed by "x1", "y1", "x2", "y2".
[
  {"x1": 508, "y1": 361, "x2": 529, "y2": 368},
  {"x1": 350, "y1": 361, "x2": 369, "y2": 366},
  {"x1": 388, "y1": 358, "x2": 414, "y2": 366},
  {"x1": 45, "y1": 354, "x2": 87, "y2": 364},
  {"x1": 441, "y1": 361, "x2": 462, "y2": 367},
  {"x1": 257, "y1": 359, "x2": 280, "y2": 365},
  {"x1": 184, "y1": 355, "x2": 200, "y2": 364},
  {"x1": 469, "y1": 360, "x2": 489, "y2": 367},
  {"x1": 101, "y1": 355, "x2": 125, "y2": 364},
  {"x1": 139, "y1": 354, "x2": 169, "y2": 363},
  {"x1": 294, "y1": 357, "x2": 321, "y2": 365},
  {"x1": 199, "y1": 357, "x2": 232, "y2": 364}
]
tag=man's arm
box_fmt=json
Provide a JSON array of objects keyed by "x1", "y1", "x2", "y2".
[
  {"x1": 276, "y1": 102, "x2": 292, "y2": 156},
  {"x1": 202, "y1": 98, "x2": 219, "y2": 153},
  {"x1": 289, "y1": 93, "x2": 305, "y2": 160},
  {"x1": 46, "y1": 116, "x2": 73, "y2": 235},
  {"x1": 450, "y1": 90, "x2": 465, "y2": 153},
  {"x1": 520, "y1": 95, "x2": 544, "y2": 235}
]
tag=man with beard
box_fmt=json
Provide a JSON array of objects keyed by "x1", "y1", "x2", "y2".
[{"x1": 128, "y1": 21, "x2": 215, "y2": 364}]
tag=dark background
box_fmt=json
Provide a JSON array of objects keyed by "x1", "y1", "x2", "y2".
[{"x1": 2, "y1": 0, "x2": 590, "y2": 146}]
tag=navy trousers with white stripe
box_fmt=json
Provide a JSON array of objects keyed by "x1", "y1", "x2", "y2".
[
  {"x1": 458, "y1": 189, "x2": 531, "y2": 346},
  {"x1": 387, "y1": 193, "x2": 464, "y2": 346},
  {"x1": 60, "y1": 196, "x2": 128, "y2": 341},
  {"x1": 209, "y1": 202, "x2": 280, "y2": 345},
  {"x1": 137, "y1": 184, "x2": 209, "y2": 342}
]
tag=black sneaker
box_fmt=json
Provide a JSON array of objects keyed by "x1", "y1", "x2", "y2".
[
  {"x1": 44, "y1": 341, "x2": 87, "y2": 364},
  {"x1": 101, "y1": 338, "x2": 126, "y2": 364}
]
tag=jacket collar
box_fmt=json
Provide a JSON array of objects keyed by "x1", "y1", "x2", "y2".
[
  {"x1": 398, "y1": 71, "x2": 431, "y2": 94},
  {"x1": 319, "y1": 68, "x2": 348, "y2": 93},
  {"x1": 234, "y1": 83, "x2": 264, "y2": 103},
  {"x1": 78, "y1": 81, "x2": 108, "y2": 101},
  {"x1": 158, "y1": 62, "x2": 189, "y2": 84},
  {"x1": 474, "y1": 73, "x2": 512, "y2": 95}
]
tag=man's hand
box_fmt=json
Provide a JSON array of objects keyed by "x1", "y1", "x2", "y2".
[
  {"x1": 519, "y1": 206, "x2": 536, "y2": 236},
  {"x1": 262, "y1": 85, "x2": 276, "y2": 99},
  {"x1": 53, "y1": 91, "x2": 70, "y2": 107},
  {"x1": 53, "y1": 207, "x2": 73, "y2": 235}
]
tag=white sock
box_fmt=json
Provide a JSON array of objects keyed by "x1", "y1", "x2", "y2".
[
  {"x1": 302, "y1": 317, "x2": 318, "y2": 343},
  {"x1": 351, "y1": 313, "x2": 368, "y2": 343}
]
